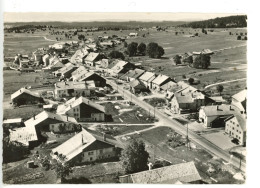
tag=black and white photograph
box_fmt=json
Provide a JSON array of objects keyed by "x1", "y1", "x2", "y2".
[{"x1": 1, "y1": 0, "x2": 254, "y2": 185}]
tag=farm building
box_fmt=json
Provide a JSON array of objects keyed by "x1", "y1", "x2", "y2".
[
  {"x1": 225, "y1": 114, "x2": 246, "y2": 146},
  {"x1": 129, "y1": 79, "x2": 148, "y2": 94},
  {"x1": 11, "y1": 88, "x2": 44, "y2": 106},
  {"x1": 71, "y1": 66, "x2": 88, "y2": 78},
  {"x1": 54, "y1": 81, "x2": 95, "y2": 99},
  {"x1": 70, "y1": 47, "x2": 89, "y2": 64},
  {"x1": 109, "y1": 60, "x2": 136, "y2": 78},
  {"x1": 120, "y1": 68, "x2": 145, "y2": 82},
  {"x1": 151, "y1": 74, "x2": 172, "y2": 91},
  {"x1": 51, "y1": 128, "x2": 120, "y2": 165},
  {"x1": 119, "y1": 161, "x2": 202, "y2": 184},
  {"x1": 53, "y1": 63, "x2": 77, "y2": 78},
  {"x1": 9, "y1": 126, "x2": 38, "y2": 147},
  {"x1": 199, "y1": 104, "x2": 240, "y2": 128},
  {"x1": 74, "y1": 72, "x2": 106, "y2": 87},
  {"x1": 56, "y1": 96, "x2": 106, "y2": 122},
  {"x1": 84, "y1": 52, "x2": 103, "y2": 67},
  {"x1": 24, "y1": 111, "x2": 77, "y2": 136},
  {"x1": 161, "y1": 81, "x2": 177, "y2": 92},
  {"x1": 139, "y1": 72, "x2": 157, "y2": 89},
  {"x1": 231, "y1": 89, "x2": 247, "y2": 114}
]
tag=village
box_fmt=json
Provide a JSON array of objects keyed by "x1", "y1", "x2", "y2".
[{"x1": 2, "y1": 15, "x2": 247, "y2": 184}]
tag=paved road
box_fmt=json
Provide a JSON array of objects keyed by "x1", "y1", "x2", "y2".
[{"x1": 107, "y1": 79, "x2": 246, "y2": 172}]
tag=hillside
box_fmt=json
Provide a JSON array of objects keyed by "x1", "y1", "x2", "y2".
[{"x1": 179, "y1": 15, "x2": 247, "y2": 28}]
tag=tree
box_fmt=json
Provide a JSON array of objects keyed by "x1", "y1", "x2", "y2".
[
  {"x1": 192, "y1": 54, "x2": 211, "y2": 69},
  {"x1": 146, "y1": 42, "x2": 165, "y2": 58},
  {"x1": 127, "y1": 42, "x2": 138, "y2": 57},
  {"x1": 237, "y1": 35, "x2": 242, "y2": 40},
  {"x1": 123, "y1": 41, "x2": 128, "y2": 48},
  {"x1": 54, "y1": 162, "x2": 73, "y2": 183},
  {"x1": 109, "y1": 50, "x2": 125, "y2": 60},
  {"x1": 78, "y1": 34, "x2": 85, "y2": 41},
  {"x1": 217, "y1": 85, "x2": 224, "y2": 95},
  {"x1": 188, "y1": 78, "x2": 195, "y2": 85},
  {"x1": 137, "y1": 43, "x2": 146, "y2": 55},
  {"x1": 120, "y1": 139, "x2": 149, "y2": 174},
  {"x1": 173, "y1": 55, "x2": 182, "y2": 65}
]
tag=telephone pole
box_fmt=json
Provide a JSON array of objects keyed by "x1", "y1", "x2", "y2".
[{"x1": 186, "y1": 123, "x2": 190, "y2": 150}]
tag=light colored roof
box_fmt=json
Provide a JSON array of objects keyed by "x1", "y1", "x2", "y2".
[
  {"x1": 130, "y1": 161, "x2": 201, "y2": 184},
  {"x1": 51, "y1": 128, "x2": 116, "y2": 162},
  {"x1": 232, "y1": 89, "x2": 247, "y2": 102},
  {"x1": 72, "y1": 69, "x2": 89, "y2": 81},
  {"x1": 11, "y1": 88, "x2": 41, "y2": 100},
  {"x1": 55, "y1": 81, "x2": 95, "y2": 90},
  {"x1": 71, "y1": 66, "x2": 88, "y2": 76},
  {"x1": 129, "y1": 79, "x2": 145, "y2": 88},
  {"x1": 84, "y1": 52, "x2": 99, "y2": 62},
  {"x1": 55, "y1": 63, "x2": 75, "y2": 74},
  {"x1": 161, "y1": 81, "x2": 177, "y2": 91},
  {"x1": 9, "y1": 126, "x2": 38, "y2": 146},
  {"x1": 57, "y1": 96, "x2": 105, "y2": 114},
  {"x1": 152, "y1": 74, "x2": 170, "y2": 85},
  {"x1": 209, "y1": 96, "x2": 226, "y2": 103},
  {"x1": 200, "y1": 104, "x2": 239, "y2": 117},
  {"x1": 121, "y1": 69, "x2": 145, "y2": 80},
  {"x1": 3, "y1": 118, "x2": 23, "y2": 124},
  {"x1": 139, "y1": 72, "x2": 156, "y2": 82},
  {"x1": 24, "y1": 111, "x2": 77, "y2": 128}
]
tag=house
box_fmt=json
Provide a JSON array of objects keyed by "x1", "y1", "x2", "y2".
[
  {"x1": 129, "y1": 79, "x2": 148, "y2": 94},
  {"x1": 50, "y1": 128, "x2": 119, "y2": 165},
  {"x1": 119, "y1": 161, "x2": 202, "y2": 184},
  {"x1": 225, "y1": 114, "x2": 246, "y2": 146},
  {"x1": 96, "y1": 59, "x2": 109, "y2": 69},
  {"x1": 161, "y1": 81, "x2": 177, "y2": 92},
  {"x1": 151, "y1": 74, "x2": 172, "y2": 91},
  {"x1": 54, "y1": 81, "x2": 95, "y2": 99},
  {"x1": 231, "y1": 89, "x2": 247, "y2": 114},
  {"x1": 53, "y1": 63, "x2": 77, "y2": 78},
  {"x1": 56, "y1": 96, "x2": 106, "y2": 122},
  {"x1": 24, "y1": 111, "x2": 77, "y2": 135},
  {"x1": 49, "y1": 122, "x2": 82, "y2": 134},
  {"x1": 139, "y1": 72, "x2": 157, "y2": 89},
  {"x1": 84, "y1": 52, "x2": 102, "y2": 67},
  {"x1": 129, "y1": 33, "x2": 138, "y2": 37},
  {"x1": 70, "y1": 47, "x2": 89, "y2": 64},
  {"x1": 3, "y1": 118, "x2": 24, "y2": 134},
  {"x1": 75, "y1": 72, "x2": 106, "y2": 87},
  {"x1": 171, "y1": 91, "x2": 206, "y2": 114},
  {"x1": 71, "y1": 66, "x2": 88, "y2": 78},
  {"x1": 11, "y1": 88, "x2": 44, "y2": 106},
  {"x1": 9, "y1": 126, "x2": 38, "y2": 147},
  {"x1": 120, "y1": 69, "x2": 145, "y2": 82},
  {"x1": 109, "y1": 60, "x2": 135, "y2": 78},
  {"x1": 199, "y1": 104, "x2": 239, "y2": 128}
]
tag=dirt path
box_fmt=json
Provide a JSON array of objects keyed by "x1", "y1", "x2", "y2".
[{"x1": 204, "y1": 78, "x2": 247, "y2": 89}]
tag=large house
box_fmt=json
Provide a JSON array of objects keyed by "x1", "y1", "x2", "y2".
[
  {"x1": 225, "y1": 114, "x2": 246, "y2": 146},
  {"x1": 151, "y1": 74, "x2": 172, "y2": 91},
  {"x1": 129, "y1": 79, "x2": 148, "y2": 94},
  {"x1": 11, "y1": 88, "x2": 44, "y2": 106},
  {"x1": 53, "y1": 63, "x2": 77, "y2": 78},
  {"x1": 56, "y1": 96, "x2": 106, "y2": 122},
  {"x1": 9, "y1": 126, "x2": 38, "y2": 147},
  {"x1": 231, "y1": 89, "x2": 247, "y2": 114},
  {"x1": 109, "y1": 60, "x2": 135, "y2": 78},
  {"x1": 24, "y1": 111, "x2": 77, "y2": 136},
  {"x1": 71, "y1": 66, "x2": 88, "y2": 79},
  {"x1": 51, "y1": 128, "x2": 119, "y2": 165},
  {"x1": 73, "y1": 71, "x2": 106, "y2": 87},
  {"x1": 120, "y1": 69, "x2": 145, "y2": 82},
  {"x1": 199, "y1": 104, "x2": 239, "y2": 128},
  {"x1": 119, "y1": 161, "x2": 202, "y2": 184},
  {"x1": 139, "y1": 72, "x2": 157, "y2": 89},
  {"x1": 54, "y1": 81, "x2": 95, "y2": 99},
  {"x1": 84, "y1": 52, "x2": 103, "y2": 67},
  {"x1": 70, "y1": 47, "x2": 89, "y2": 64}
]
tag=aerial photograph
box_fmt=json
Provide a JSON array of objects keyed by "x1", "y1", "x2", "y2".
[{"x1": 2, "y1": 12, "x2": 247, "y2": 184}]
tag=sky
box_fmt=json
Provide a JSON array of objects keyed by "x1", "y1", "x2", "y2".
[{"x1": 3, "y1": 12, "x2": 241, "y2": 23}]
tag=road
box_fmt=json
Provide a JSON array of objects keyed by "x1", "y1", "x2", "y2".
[
  {"x1": 204, "y1": 78, "x2": 247, "y2": 89},
  {"x1": 107, "y1": 79, "x2": 246, "y2": 172}
]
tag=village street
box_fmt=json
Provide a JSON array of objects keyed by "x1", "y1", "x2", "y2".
[{"x1": 106, "y1": 79, "x2": 246, "y2": 172}]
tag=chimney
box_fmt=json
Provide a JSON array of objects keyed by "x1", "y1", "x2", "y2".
[
  {"x1": 103, "y1": 132, "x2": 106, "y2": 141},
  {"x1": 33, "y1": 114, "x2": 36, "y2": 120},
  {"x1": 82, "y1": 134, "x2": 84, "y2": 144},
  {"x1": 217, "y1": 105, "x2": 219, "y2": 111}
]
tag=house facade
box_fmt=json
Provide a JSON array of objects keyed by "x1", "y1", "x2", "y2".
[{"x1": 139, "y1": 72, "x2": 156, "y2": 89}]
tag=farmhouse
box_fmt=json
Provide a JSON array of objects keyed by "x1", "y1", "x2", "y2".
[
  {"x1": 129, "y1": 79, "x2": 148, "y2": 94},
  {"x1": 84, "y1": 52, "x2": 103, "y2": 67},
  {"x1": 70, "y1": 47, "x2": 89, "y2": 64},
  {"x1": 119, "y1": 161, "x2": 202, "y2": 184},
  {"x1": 53, "y1": 63, "x2": 77, "y2": 78},
  {"x1": 231, "y1": 89, "x2": 247, "y2": 114},
  {"x1": 24, "y1": 111, "x2": 77, "y2": 135},
  {"x1": 51, "y1": 128, "x2": 119, "y2": 165},
  {"x1": 71, "y1": 66, "x2": 88, "y2": 77},
  {"x1": 75, "y1": 72, "x2": 106, "y2": 87},
  {"x1": 54, "y1": 81, "x2": 95, "y2": 99},
  {"x1": 56, "y1": 96, "x2": 106, "y2": 122},
  {"x1": 225, "y1": 114, "x2": 246, "y2": 146},
  {"x1": 139, "y1": 72, "x2": 157, "y2": 89},
  {"x1": 161, "y1": 81, "x2": 177, "y2": 92},
  {"x1": 9, "y1": 126, "x2": 38, "y2": 147},
  {"x1": 151, "y1": 74, "x2": 172, "y2": 91},
  {"x1": 199, "y1": 104, "x2": 239, "y2": 128},
  {"x1": 11, "y1": 88, "x2": 44, "y2": 106},
  {"x1": 120, "y1": 68, "x2": 145, "y2": 82},
  {"x1": 109, "y1": 60, "x2": 135, "y2": 78}
]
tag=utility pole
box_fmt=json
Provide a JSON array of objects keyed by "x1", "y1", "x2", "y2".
[
  {"x1": 154, "y1": 106, "x2": 155, "y2": 118},
  {"x1": 186, "y1": 123, "x2": 190, "y2": 150}
]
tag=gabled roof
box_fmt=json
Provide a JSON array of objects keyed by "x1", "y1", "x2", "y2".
[
  {"x1": 55, "y1": 81, "x2": 95, "y2": 90},
  {"x1": 84, "y1": 52, "x2": 99, "y2": 62},
  {"x1": 152, "y1": 74, "x2": 170, "y2": 85},
  {"x1": 200, "y1": 104, "x2": 239, "y2": 117},
  {"x1": 232, "y1": 89, "x2": 247, "y2": 102},
  {"x1": 129, "y1": 79, "x2": 146, "y2": 88},
  {"x1": 71, "y1": 66, "x2": 88, "y2": 77},
  {"x1": 129, "y1": 161, "x2": 201, "y2": 184},
  {"x1": 161, "y1": 81, "x2": 177, "y2": 91},
  {"x1": 55, "y1": 63, "x2": 76, "y2": 74},
  {"x1": 3, "y1": 118, "x2": 23, "y2": 124},
  {"x1": 139, "y1": 72, "x2": 156, "y2": 82},
  {"x1": 9, "y1": 126, "x2": 38, "y2": 146},
  {"x1": 24, "y1": 111, "x2": 77, "y2": 128},
  {"x1": 77, "y1": 72, "x2": 105, "y2": 82},
  {"x1": 51, "y1": 128, "x2": 117, "y2": 162},
  {"x1": 57, "y1": 96, "x2": 105, "y2": 114},
  {"x1": 11, "y1": 88, "x2": 41, "y2": 100},
  {"x1": 120, "y1": 69, "x2": 145, "y2": 80}
]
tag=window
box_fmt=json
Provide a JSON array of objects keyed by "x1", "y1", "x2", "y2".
[
  {"x1": 74, "y1": 109, "x2": 76, "y2": 112},
  {"x1": 90, "y1": 157, "x2": 92, "y2": 161},
  {"x1": 88, "y1": 151, "x2": 94, "y2": 155},
  {"x1": 237, "y1": 124, "x2": 239, "y2": 127}
]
